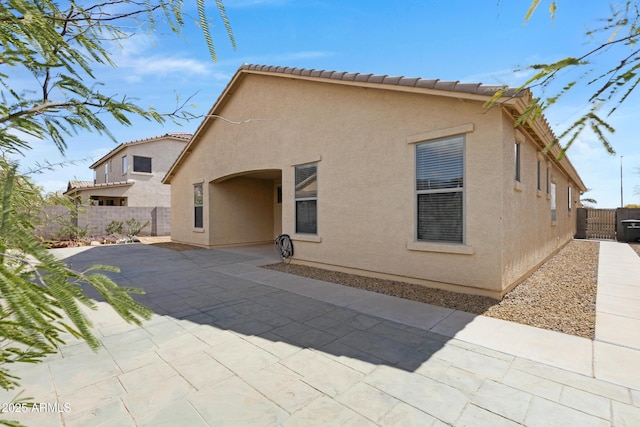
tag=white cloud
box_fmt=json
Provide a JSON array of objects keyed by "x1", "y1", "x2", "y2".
[{"x1": 104, "y1": 33, "x2": 227, "y2": 81}]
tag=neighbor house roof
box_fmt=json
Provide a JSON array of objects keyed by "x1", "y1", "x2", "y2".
[
  {"x1": 163, "y1": 64, "x2": 585, "y2": 191},
  {"x1": 64, "y1": 180, "x2": 133, "y2": 196},
  {"x1": 90, "y1": 132, "x2": 192, "y2": 169}
]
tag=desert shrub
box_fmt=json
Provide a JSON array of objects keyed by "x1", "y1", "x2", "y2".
[
  {"x1": 126, "y1": 218, "x2": 149, "y2": 237},
  {"x1": 106, "y1": 220, "x2": 124, "y2": 235}
]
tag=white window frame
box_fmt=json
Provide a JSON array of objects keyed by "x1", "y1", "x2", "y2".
[
  {"x1": 568, "y1": 185, "x2": 572, "y2": 212},
  {"x1": 122, "y1": 155, "x2": 127, "y2": 175},
  {"x1": 104, "y1": 161, "x2": 109, "y2": 183},
  {"x1": 415, "y1": 135, "x2": 465, "y2": 244}
]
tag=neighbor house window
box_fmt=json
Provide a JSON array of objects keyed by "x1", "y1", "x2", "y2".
[
  {"x1": 514, "y1": 141, "x2": 521, "y2": 182},
  {"x1": 416, "y1": 135, "x2": 464, "y2": 243},
  {"x1": 295, "y1": 162, "x2": 318, "y2": 234},
  {"x1": 194, "y1": 183, "x2": 203, "y2": 228},
  {"x1": 133, "y1": 156, "x2": 152, "y2": 173},
  {"x1": 551, "y1": 182, "x2": 557, "y2": 222},
  {"x1": 104, "y1": 162, "x2": 109, "y2": 183},
  {"x1": 122, "y1": 155, "x2": 127, "y2": 175},
  {"x1": 537, "y1": 160, "x2": 541, "y2": 191},
  {"x1": 568, "y1": 186, "x2": 572, "y2": 212}
]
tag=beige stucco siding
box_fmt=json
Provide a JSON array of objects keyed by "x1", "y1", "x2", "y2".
[
  {"x1": 72, "y1": 185, "x2": 131, "y2": 203},
  {"x1": 210, "y1": 177, "x2": 275, "y2": 245},
  {"x1": 91, "y1": 137, "x2": 186, "y2": 207},
  {"x1": 170, "y1": 74, "x2": 519, "y2": 295},
  {"x1": 499, "y1": 114, "x2": 580, "y2": 291}
]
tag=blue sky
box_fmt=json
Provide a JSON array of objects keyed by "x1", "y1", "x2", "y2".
[{"x1": 18, "y1": 0, "x2": 639, "y2": 208}]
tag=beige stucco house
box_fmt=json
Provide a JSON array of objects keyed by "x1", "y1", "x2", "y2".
[
  {"x1": 163, "y1": 64, "x2": 586, "y2": 299},
  {"x1": 65, "y1": 133, "x2": 191, "y2": 207}
]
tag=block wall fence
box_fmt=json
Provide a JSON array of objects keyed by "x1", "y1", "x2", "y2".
[{"x1": 35, "y1": 205, "x2": 171, "y2": 239}]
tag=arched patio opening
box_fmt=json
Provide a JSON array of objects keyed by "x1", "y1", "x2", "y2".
[{"x1": 209, "y1": 169, "x2": 282, "y2": 245}]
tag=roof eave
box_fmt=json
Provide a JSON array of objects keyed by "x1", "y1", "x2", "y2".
[
  {"x1": 163, "y1": 66, "x2": 522, "y2": 183},
  {"x1": 501, "y1": 99, "x2": 587, "y2": 192},
  {"x1": 163, "y1": 71, "x2": 248, "y2": 184}
]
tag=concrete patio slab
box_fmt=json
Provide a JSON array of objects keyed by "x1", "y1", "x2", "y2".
[
  {"x1": 430, "y1": 310, "x2": 594, "y2": 376},
  {"x1": 0, "y1": 241, "x2": 638, "y2": 426}
]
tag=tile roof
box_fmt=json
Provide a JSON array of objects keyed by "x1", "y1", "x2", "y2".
[
  {"x1": 65, "y1": 179, "x2": 133, "y2": 195},
  {"x1": 241, "y1": 64, "x2": 524, "y2": 98},
  {"x1": 163, "y1": 63, "x2": 542, "y2": 185},
  {"x1": 67, "y1": 180, "x2": 93, "y2": 189}
]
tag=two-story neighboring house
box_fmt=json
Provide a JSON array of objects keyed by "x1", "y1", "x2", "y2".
[{"x1": 65, "y1": 132, "x2": 191, "y2": 207}]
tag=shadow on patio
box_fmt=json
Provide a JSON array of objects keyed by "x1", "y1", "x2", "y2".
[{"x1": 64, "y1": 243, "x2": 469, "y2": 373}]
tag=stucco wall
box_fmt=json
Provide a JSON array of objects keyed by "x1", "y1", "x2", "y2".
[
  {"x1": 73, "y1": 185, "x2": 131, "y2": 205},
  {"x1": 210, "y1": 177, "x2": 275, "y2": 245},
  {"x1": 169, "y1": 73, "x2": 583, "y2": 298},
  {"x1": 91, "y1": 138, "x2": 187, "y2": 207},
  {"x1": 498, "y1": 115, "x2": 581, "y2": 291}
]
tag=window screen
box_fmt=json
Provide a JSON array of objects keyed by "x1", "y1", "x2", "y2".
[
  {"x1": 194, "y1": 183, "x2": 203, "y2": 228},
  {"x1": 295, "y1": 163, "x2": 317, "y2": 234},
  {"x1": 133, "y1": 156, "x2": 152, "y2": 173},
  {"x1": 416, "y1": 136, "x2": 464, "y2": 243},
  {"x1": 515, "y1": 141, "x2": 521, "y2": 182},
  {"x1": 551, "y1": 182, "x2": 557, "y2": 221}
]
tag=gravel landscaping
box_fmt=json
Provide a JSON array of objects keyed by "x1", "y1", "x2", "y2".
[{"x1": 264, "y1": 240, "x2": 599, "y2": 339}]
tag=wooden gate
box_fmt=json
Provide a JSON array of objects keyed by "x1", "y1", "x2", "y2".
[{"x1": 576, "y1": 208, "x2": 617, "y2": 240}]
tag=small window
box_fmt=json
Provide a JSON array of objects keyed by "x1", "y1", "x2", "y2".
[
  {"x1": 295, "y1": 163, "x2": 318, "y2": 234},
  {"x1": 546, "y1": 167, "x2": 550, "y2": 194},
  {"x1": 104, "y1": 162, "x2": 109, "y2": 183},
  {"x1": 194, "y1": 183, "x2": 203, "y2": 229},
  {"x1": 551, "y1": 182, "x2": 557, "y2": 222},
  {"x1": 568, "y1": 186, "x2": 572, "y2": 212},
  {"x1": 416, "y1": 135, "x2": 464, "y2": 243},
  {"x1": 536, "y1": 160, "x2": 541, "y2": 191},
  {"x1": 122, "y1": 155, "x2": 127, "y2": 175},
  {"x1": 133, "y1": 156, "x2": 152, "y2": 173},
  {"x1": 514, "y1": 141, "x2": 521, "y2": 182}
]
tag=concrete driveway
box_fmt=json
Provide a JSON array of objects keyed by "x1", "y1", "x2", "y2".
[{"x1": 1, "y1": 242, "x2": 639, "y2": 426}]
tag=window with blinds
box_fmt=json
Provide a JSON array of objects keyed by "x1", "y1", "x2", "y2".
[
  {"x1": 295, "y1": 162, "x2": 318, "y2": 234},
  {"x1": 416, "y1": 135, "x2": 464, "y2": 243}
]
